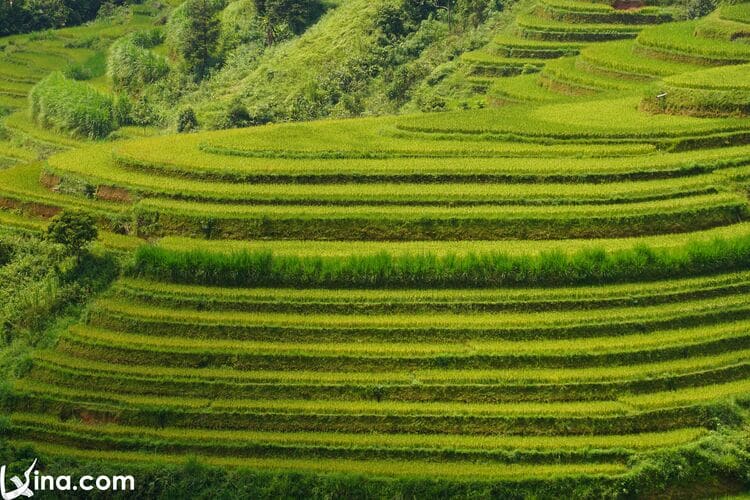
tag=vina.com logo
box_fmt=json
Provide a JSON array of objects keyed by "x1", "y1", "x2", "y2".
[{"x1": 1, "y1": 459, "x2": 135, "y2": 498}]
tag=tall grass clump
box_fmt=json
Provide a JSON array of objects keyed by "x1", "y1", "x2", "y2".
[
  {"x1": 29, "y1": 72, "x2": 117, "y2": 139},
  {"x1": 131, "y1": 235, "x2": 750, "y2": 288},
  {"x1": 107, "y1": 32, "x2": 170, "y2": 94}
]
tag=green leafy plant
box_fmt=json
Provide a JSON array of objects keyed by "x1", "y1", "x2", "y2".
[{"x1": 46, "y1": 210, "x2": 98, "y2": 259}]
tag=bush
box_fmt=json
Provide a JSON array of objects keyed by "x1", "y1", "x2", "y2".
[
  {"x1": 113, "y1": 94, "x2": 133, "y2": 126},
  {"x1": 107, "y1": 36, "x2": 170, "y2": 94},
  {"x1": 219, "y1": 99, "x2": 252, "y2": 128},
  {"x1": 683, "y1": 0, "x2": 717, "y2": 19},
  {"x1": 0, "y1": 240, "x2": 12, "y2": 267},
  {"x1": 29, "y1": 72, "x2": 116, "y2": 139},
  {"x1": 176, "y1": 107, "x2": 199, "y2": 132},
  {"x1": 46, "y1": 210, "x2": 98, "y2": 258},
  {"x1": 129, "y1": 28, "x2": 165, "y2": 49},
  {"x1": 0, "y1": 232, "x2": 117, "y2": 346}
]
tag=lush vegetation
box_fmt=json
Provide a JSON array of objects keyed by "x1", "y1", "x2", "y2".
[
  {"x1": 1, "y1": 0, "x2": 750, "y2": 496},
  {"x1": 107, "y1": 30, "x2": 169, "y2": 93},
  {"x1": 0, "y1": 0, "x2": 121, "y2": 36},
  {"x1": 130, "y1": 234, "x2": 750, "y2": 287},
  {"x1": 29, "y1": 72, "x2": 118, "y2": 139}
]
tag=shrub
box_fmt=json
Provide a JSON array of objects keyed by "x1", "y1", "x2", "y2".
[
  {"x1": 683, "y1": 0, "x2": 717, "y2": 19},
  {"x1": 107, "y1": 36, "x2": 170, "y2": 94},
  {"x1": 219, "y1": 99, "x2": 252, "y2": 128},
  {"x1": 64, "y1": 51, "x2": 106, "y2": 81},
  {"x1": 177, "y1": 107, "x2": 199, "y2": 132},
  {"x1": 29, "y1": 72, "x2": 116, "y2": 139},
  {"x1": 46, "y1": 210, "x2": 98, "y2": 258},
  {"x1": 113, "y1": 94, "x2": 133, "y2": 126},
  {"x1": 130, "y1": 28, "x2": 165, "y2": 49},
  {"x1": 63, "y1": 63, "x2": 92, "y2": 81},
  {"x1": 0, "y1": 240, "x2": 12, "y2": 267},
  {"x1": 0, "y1": 232, "x2": 117, "y2": 346}
]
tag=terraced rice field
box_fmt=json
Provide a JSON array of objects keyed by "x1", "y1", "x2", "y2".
[{"x1": 1, "y1": 0, "x2": 750, "y2": 495}]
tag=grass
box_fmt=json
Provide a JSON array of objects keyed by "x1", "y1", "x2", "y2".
[
  {"x1": 58, "y1": 319, "x2": 750, "y2": 360},
  {"x1": 13, "y1": 378, "x2": 631, "y2": 416},
  {"x1": 153, "y1": 222, "x2": 750, "y2": 256},
  {"x1": 6, "y1": 441, "x2": 631, "y2": 479},
  {"x1": 664, "y1": 64, "x2": 750, "y2": 91},
  {"x1": 8, "y1": 414, "x2": 707, "y2": 451},
  {"x1": 720, "y1": 2, "x2": 750, "y2": 24},
  {"x1": 131, "y1": 191, "x2": 746, "y2": 241},
  {"x1": 517, "y1": 14, "x2": 645, "y2": 42},
  {"x1": 489, "y1": 73, "x2": 565, "y2": 102},
  {"x1": 635, "y1": 20, "x2": 750, "y2": 64},
  {"x1": 47, "y1": 145, "x2": 730, "y2": 205},
  {"x1": 131, "y1": 226, "x2": 750, "y2": 288},
  {"x1": 643, "y1": 65, "x2": 750, "y2": 117},
  {"x1": 38, "y1": 336, "x2": 750, "y2": 384},
  {"x1": 3, "y1": 111, "x2": 84, "y2": 148},
  {"x1": 541, "y1": 56, "x2": 636, "y2": 92},
  {"x1": 0, "y1": 162, "x2": 128, "y2": 217},
  {"x1": 536, "y1": 0, "x2": 674, "y2": 25},
  {"x1": 397, "y1": 96, "x2": 750, "y2": 139},
  {"x1": 3, "y1": 0, "x2": 750, "y2": 491},
  {"x1": 29, "y1": 71, "x2": 116, "y2": 139},
  {"x1": 85, "y1": 293, "x2": 750, "y2": 345},
  {"x1": 579, "y1": 40, "x2": 703, "y2": 78},
  {"x1": 111, "y1": 269, "x2": 750, "y2": 311},
  {"x1": 491, "y1": 36, "x2": 583, "y2": 58}
]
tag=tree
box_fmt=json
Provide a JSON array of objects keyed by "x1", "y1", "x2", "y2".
[
  {"x1": 46, "y1": 210, "x2": 98, "y2": 260},
  {"x1": 400, "y1": 0, "x2": 456, "y2": 28},
  {"x1": 457, "y1": 0, "x2": 491, "y2": 28},
  {"x1": 253, "y1": 0, "x2": 323, "y2": 45},
  {"x1": 180, "y1": 0, "x2": 221, "y2": 80}
]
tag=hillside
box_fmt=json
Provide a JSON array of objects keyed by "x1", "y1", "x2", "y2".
[{"x1": 1, "y1": 0, "x2": 750, "y2": 498}]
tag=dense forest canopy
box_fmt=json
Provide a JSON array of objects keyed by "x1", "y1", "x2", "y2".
[{"x1": 0, "y1": 0, "x2": 128, "y2": 35}]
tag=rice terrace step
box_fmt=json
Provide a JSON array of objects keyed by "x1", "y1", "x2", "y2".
[{"x1": 0, "y1": 0, "x2": 750, "y2": 497}]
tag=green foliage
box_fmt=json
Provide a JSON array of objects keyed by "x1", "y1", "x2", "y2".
[
  {"x1": 0, "y1": 232, "x2": 115, "y2": 346},
  {"x1": 683, "y1": 0, "x2": 717, "y2": 19},
  {"x1": 219, "y1": 0, "x2": 263, "y2": 53},
  {"x1": 253, "y1": 0, "x2": 325, "y2": 45},
  {"x1": 401, "y1": 0, "x2": 499, "y2": 29},
  {"x1": 174, "y1": 0, "x2": 223, "y2": 81},
  {"x1": 190, "y1": 0, "x2": 501, "y2": 122},
  {"x1": 29, "y1": 72, "x2": 117, "y2": 139},
  {"x1": 131, "y1": 233, "x2": 750, "y2": 288},
  {"x1": 642, "y1": 65, "x2": 750, "y2": 117},
  {"x1": 177, "y1": 107, "x2": 199, "y2": 132},
  {"x1": 129, "y1": 28, "x2": 165, "y2": 49},
  {"x1": 220, "y1": 99, "x2": 252, "y2": 128},
  {"x1": 64, "y1": 51, "x2": 107, "y2": 81},
  {"x1": 5, "y1": 1, "x2": 750, "y2": 495},
  {"x1": 46, "y1": 210, "x2": 98, "y2": 257},
  {"x1": 0, "y1": 241, "x2": 12, "y2": 267},
  {"x1": 113, "y1": 93, "x2": 134, "y2": 126},
  {"x1": 0, "y1": 423, "x2": 748, "y2": 497},
  {"x1": 107, "y1": 35, "x2": 170, "y2": 94},
  {"x1": 0, "y1": 0, "x2": 116, "y2": 36}
]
